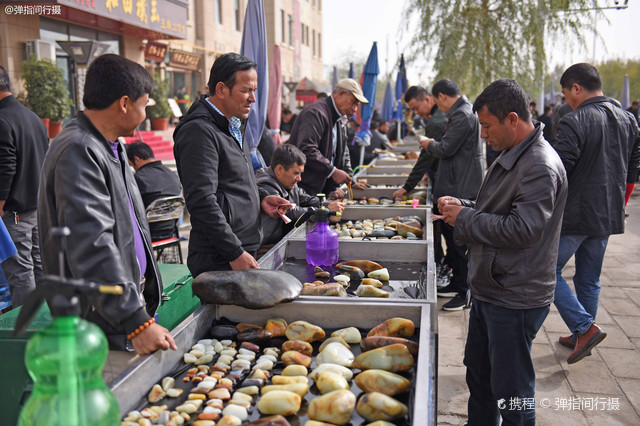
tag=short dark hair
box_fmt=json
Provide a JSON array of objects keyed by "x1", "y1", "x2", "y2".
[
  {"x1": 544, "y1": 105, "x2": 552, "y2": 114},
  {"x1": 379, "y1": 119, "x2": 388, "y2": 127},
  {"x1": 473, "y1": 78, "x2": 531, "y2": 123},
  {"x1": 370, "y1": 120, "x2": 379, "y2": 130},
  {"x1": 125, "y1": 141, "x2": 155, "y2": 161},
  {"x1": 83, "y1": 54, "x2": 153, "y2": 110},
  {"x1": 317, "y1": 92, "x2": 328, "y2": 100},
  {"x1": 432, "y1": 79, "x2": 460, "y2": 97},
  {"x1": 282, "y1": 108, "x2": 292, "y2": 115},
  {"x1": 207, "y1": 53, "x2": 256, "y2": 95},
  {"x1": 0, "y1": 66, "x2": 10, "y2": 92},
  {"x1": 273, "y1": 144, "x2": 306, "y2": 170},
  {"x1": 405, "y1": 86, "x2": 429, "y2": 103},
  {"x1": 560, "y1": 63, "x2": 602, "y2": 92}
]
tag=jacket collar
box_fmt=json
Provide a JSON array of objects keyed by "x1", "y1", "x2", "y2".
[
  {"x1": 495, "y1": 123, "x2": 543, "y2": 171},
  {"x1": 577, "y1": 95, "x2": 621, "y2": 110},
  {"x1": 446, "y1": 95, "x2": 468, "y2": 118},
  {"x1": 76, "y1": 111, "x2": 121, "y2": 160},
  {"x1": 326, "y1": 96, "x2": 342, "y2": 123}
]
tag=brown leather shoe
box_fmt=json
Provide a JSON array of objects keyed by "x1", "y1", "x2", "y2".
[
  {"x1": 567, "y1": 323, "x2": 606, "y2": 365},
  {"x1": 558, "y1": 335, "x2": 574, "y2": 349}
]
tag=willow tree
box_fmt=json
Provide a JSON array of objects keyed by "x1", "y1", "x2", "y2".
[{"x1": 404, "y1": 0, "x2": 606, "y2": 97}]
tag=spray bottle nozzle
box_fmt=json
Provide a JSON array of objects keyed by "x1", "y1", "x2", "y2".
[{"x1": 13, "y1": 227, "x2": 123, "y2": 336}]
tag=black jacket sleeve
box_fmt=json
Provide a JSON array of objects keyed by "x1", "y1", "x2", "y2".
[
  {"x1": 403, "y1": 148, "x2": 436, "y2": 192},
  {"x1": 175, "y1": 122, "x2": 244, "y2": 262}
]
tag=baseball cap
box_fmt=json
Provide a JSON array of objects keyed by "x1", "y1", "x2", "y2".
[{"x1": 335, "y1": 78, "x2": 369, "y2": 104}]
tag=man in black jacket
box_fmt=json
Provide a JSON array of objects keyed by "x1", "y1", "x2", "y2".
[
  {"x1": 125, "y1": 141, "x2": 182, "y2": 241},
  {"x1": 440, "y1": 78, "x2": 567, "y2": 426},
  {"x1": 0, "y1": 66, "x2": 48, "y2": 307},
  {"x1": 39, "y1": 54, "x2": 176, "y2": 355},
  {"x1": 256, "y1": 144, "x2": 344, "y2": 245},
  {"x1": 552, "y1": 63, "x2": 640, "y2": 364},
  {"x1": 420, "y1": 79, "x2": 484, "y2": 310},
  {"x1": 394, "y1": 86, "x2": 449, "y2": 279},
  {"x1": 288, "y1": 78, "x2": 368, "y2": 196},
  {"x1": 173, "y1": 53, "x2": 289, "y2": 276}
]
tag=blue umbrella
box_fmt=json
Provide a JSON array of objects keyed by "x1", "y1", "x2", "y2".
[
  {"x1": 621, "y1": 75, "x2": 631, "y2": 110},
  {"x1": 240, "y1": 0, "x2": 268, "y2": 172},
  {"x1": 0, "y1": 219, "x2": 16, "y2": 263},
  {"x1": 332, "y1": 66, "x2": 338, "y2": 89},
  {"x1": 354, "y1": 42, "x2": 380, "y2": 165},
  {"x1": 394, "y1": 54, "x2": 407, "y2": 121},
  {"x1": 381, "y1": 81, "x2": 394, "y2": 122},
  {"x1": 348, "y1": 63, "x2": 354, "y2": 79}
]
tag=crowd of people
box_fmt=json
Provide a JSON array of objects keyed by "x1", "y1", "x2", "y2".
[{"x1": 1, "y1": 51, "x2": 639, "y2": 426}]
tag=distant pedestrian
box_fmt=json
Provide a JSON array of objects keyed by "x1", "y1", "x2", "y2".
[
  {"x1": 627, "y1": 100, "x2": 640, "y2": 126},
  {"x1": 538, "y1": 104, "x2": 554, "y2": 142},
  {"x1": 552, "y1": 63, "x2": 640, "y2": 364},
  {"x1": 419, "y1": 79, "x2": 484, "y2": 311},
  {"x1": 0, "y1": 65, "x2": 48, "y2": 307}
]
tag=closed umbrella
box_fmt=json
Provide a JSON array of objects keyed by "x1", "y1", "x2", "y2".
[
  {"x1": 240, "y1": 0, "x2": 268, "y2": 172},
  {"x1": 381, "y1": 81, "x2": 394, "y2": 122},
  {"x1": 268, "y1": 44, "x2": 283, "y2": 145},
  {"x1": 332, "y1": 66, "x2": 339, "y2": 89},
  {"x1": 348, "y1": 63, "x2": 354, "y2": 79},
  {"x1": 354, "y1": 42, "x2": 379, "y2": 166},
  {"x1": 394, "y1": 54, "x2": 408, "y2": 141},
  {"x1": 621, "y1": 75, "x2": 631, "y2": 110}
]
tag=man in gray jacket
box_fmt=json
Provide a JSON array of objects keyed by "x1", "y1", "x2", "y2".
[
  {"x1": 440, "y1": 79, "x2": 567, "y2": 425},
  {"x1": 420, "y1": 79, "x2": 483, "y2": 310},
  {"x1": 39, "y1": 54, "x2": 176, "y2": 355}
]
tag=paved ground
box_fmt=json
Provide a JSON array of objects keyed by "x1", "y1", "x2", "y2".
[{"x1": 436, "y1": 194, "x2": 640, "y2": 425}]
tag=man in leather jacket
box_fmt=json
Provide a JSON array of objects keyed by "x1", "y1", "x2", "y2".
[
  {"x1": 551, "y1": 63, "x2": 640, "y2": 364},
  {"x1": 440, "y1": 79, "x2": 568, "y2": 425},
  {"x1": 173, "y1": 53, "x2": 290, "y2": 276},
  {"x1": 38, "y1": 54, "x2": 177, "y2": 355},
  {"x1": 419, "y1": 79, "x2": 484, "y2": 311},
  {"x1": 256, "y1": 144, "x2": 344, "y2": 245}
]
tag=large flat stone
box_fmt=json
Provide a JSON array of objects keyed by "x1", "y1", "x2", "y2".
[
  {"x1": 626, "y1": 289, "x2": 640, "y2": 306},
  {"x1": 617, "y1": 377, "x2": 640, "y2": 417},
  {"x1": 532, "y1": 342, "x2": 562, "y2": 373},
  {"x1": 535, "y1": 379, "x2": 588, "y2": 425},
  {"x1": 597, "y1": 348, "x2": 640, "y2": 379}
]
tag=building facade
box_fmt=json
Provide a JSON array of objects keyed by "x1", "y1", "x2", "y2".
[{"x1": 0, "y1": 0, "x2": 324, "y2": 119}]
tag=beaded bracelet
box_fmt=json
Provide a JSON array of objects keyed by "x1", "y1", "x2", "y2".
[{"x1": 127, "y1": 317, "x2": 156, "y2": 340}]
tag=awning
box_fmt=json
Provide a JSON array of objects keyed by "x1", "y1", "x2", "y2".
[{"x1": 56, "y1": 0, "x2": 188, "y2": 40}]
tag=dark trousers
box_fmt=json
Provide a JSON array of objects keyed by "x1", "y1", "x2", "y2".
[
  {"x1": 440, "y1": 222, "x2": 468, "y2": 294},
  {"x1": 464, "y1": 300, "x2": 549, "y2": 426}
]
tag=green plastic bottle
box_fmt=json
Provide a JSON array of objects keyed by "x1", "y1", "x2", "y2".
[
  {"x1": 18, "y1": 314, "x2": 119, "y2": 426},
  {"x1": 14, "y1": 227, "x2": 122, "y2": 426}
]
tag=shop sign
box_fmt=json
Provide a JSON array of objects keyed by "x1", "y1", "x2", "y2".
[
  {"x1": 169, "y1": 50, "x2": 200, "y2": 71},
  {"x1": 57, "y1": 0, "x2": 188, "y2": 39},
  {"x1": 145, "y1": 42, "x2": 167, "y2": 63}
]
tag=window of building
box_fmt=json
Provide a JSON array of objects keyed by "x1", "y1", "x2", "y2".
[
  {"x1": 318, "y1": 32, "x2": 322, "y2": 58},
  {"x1": 288, "y1": 14, "x2": 293, "y2": 45},
  {"x1": 215, "y1": 0, "x2": 222, "y2": 24},
  {"x1": 234, "y1": 0, "x2": 241, "y2": 31},
  {"x1": 280, "y1": 9, "x2": 285, "y2": 43},
  {"x1": 306, "y1": 25, "x2": 309, "y2": 46},
  {"x1": 312, "y1": 29, "x2": 316, "y2": 55},
  {"x1": 300, "y1": 23, "x2": 305, "y2": 45}
]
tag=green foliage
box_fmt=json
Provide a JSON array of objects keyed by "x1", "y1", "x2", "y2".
[
  {"x1": 403, "y1": 0, "x2": 601, "y2": 98},
  {"x1": 22, "y1": 55, "x2": 71, "y2": 121},
  {"x1": 597, "y1": 59, "x2": 640, "y2": 103},
  {"x1": 147, "y1": 73, "x2": 172, "y2": 119}
]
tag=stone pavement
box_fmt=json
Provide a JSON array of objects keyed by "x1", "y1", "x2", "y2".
[{"x1": 436, "y1": 195, "x2": 640, "y2": 425}]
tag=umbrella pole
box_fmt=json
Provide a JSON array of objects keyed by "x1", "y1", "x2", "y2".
[
  {"x1": 359, "y1": 145, "x2": 365, "y2": 167},
  {"x1": 397, "y1": 119, "x2": 401, "y2": 142}
]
